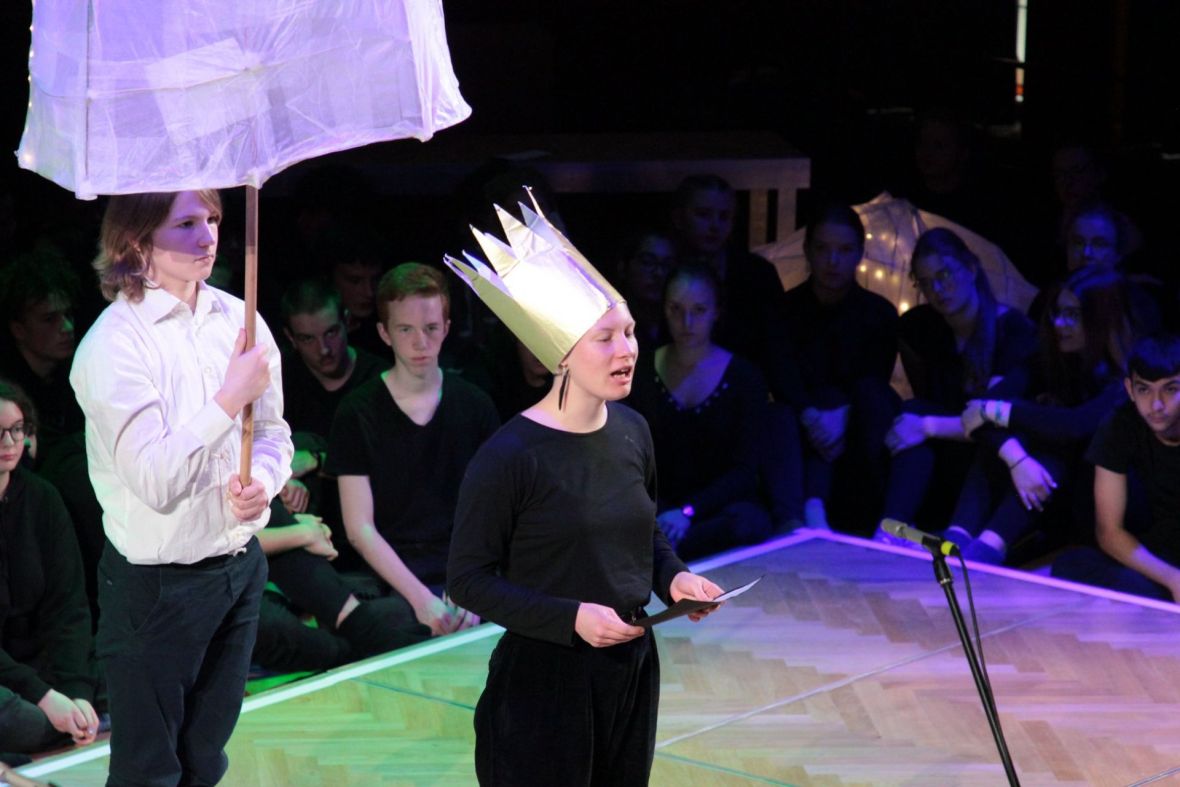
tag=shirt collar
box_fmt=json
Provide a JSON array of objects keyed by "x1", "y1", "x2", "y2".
[{"x1": 134, "y1": 281, "x2": 224, "y2": 323}]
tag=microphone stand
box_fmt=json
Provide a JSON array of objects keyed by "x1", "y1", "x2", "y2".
[{"x1": 929, "y1": 550, "x2": 1021, "y2": 786}]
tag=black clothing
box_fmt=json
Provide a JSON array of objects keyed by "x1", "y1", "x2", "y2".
[
  {"x1": 628, "y1": 351, "x2": 772, "y2": 559},
  {"x1": 475, "y1": 631, "x2": 658, "y2": 786},
  {"x1": 778, "y1": 282, "x2": 898, "y2": 412},
  {"x1": 883, "y1": 308, "x2": 1037, "y2": 530},
  {"x1": 448, "y1": 402, "x2": 688, "y2": 786},
  {"x1": 952, "y1": 358, "x2": 1125, "y2": 547},
  {"x1": 0, "y1": 466, "x2": 94, "y2": 706},
  {"x1": 0, "y1": 349, "x2": 102, "y2": 627},
  {"x1": 448, "y1": 403, "x2": 688, "y2": 646},
  {"x1": 0, "y1": 351, "x2": 84, "y2": 457},
  {"x1": 1086, "y1": 403, "x2": 1180, "y2": 567},
  {"x1": 898, "y1": 305, "x2": 1037, "y2": 408},
  {"x1": 780, "y1": 282, "x2": 899, "y2": 531},
  {"x1": 326, "y1": 371, "x2": 499, "y2": 586},
  {"x1": 629, "y1": 353, "x2": 766, "y2": 517},
  {"x1": 707, "y1": 251, "x2": 790, "y2": 399},
  {"x1": 281, "y1": 346, "x2": 385, "y2": 440},
  {"x1": 281, "y1": 345, "x2": 385, "y2": 570},
  {"x1": 98, "y1": 538, "x2": 265, "y2": 787}
]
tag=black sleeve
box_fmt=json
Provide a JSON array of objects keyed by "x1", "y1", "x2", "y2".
[
  {"x1": 645, "y1": 424, "x2": 690, "y2": 604},
  {"x1": 37, "y1": 485, "x2": 96, "y2": 702},
  {"x1": 1007, "y1": 380, "x2": 1126, "y2": 445},
  {"x1": 323, "y1": 391, "x2": 369, "y2": 477},
  {"x1": 447, "y1": 440, "x2": 582, "y2": 646},
  {"x1": 861, "y1": 297, "x2": 900, "y2": 383},
  {"x1": 993, "y1": 310, "x2": 1039, "y2": 377},
  {"x1": 0, "y1": 480, "x2": 95, "y2": 704},
  {"x1": 1085, "y1": 408, "x2": 1133, "y2": 473},
  {"x1": 683, "y1": 360, "x2": 765, "y2": 518}
]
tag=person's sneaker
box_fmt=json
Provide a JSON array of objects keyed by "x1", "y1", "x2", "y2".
[
  {"x1": 962, "y1": 539, "x2": 1006, "y2": 565},
  {"x1": 803, "y1": 498, "x2": 831, "y2": 530},
  {"x1": 940, "y1": 526, "x2": 973, "y2": 552}
]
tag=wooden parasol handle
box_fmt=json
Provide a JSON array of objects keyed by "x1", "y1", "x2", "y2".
[{"x1": 239, "y1": 185, "x2": 259, "y2": 485}]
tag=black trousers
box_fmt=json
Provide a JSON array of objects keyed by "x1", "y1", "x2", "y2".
[
  {"x1": 96, "y1": 538, "x2": 266, "y2": 787},
  {"x1": 475, "y1": 631, "x2": 659, "y2": 787}
]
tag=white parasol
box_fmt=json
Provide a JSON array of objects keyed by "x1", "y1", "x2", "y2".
[
  {"x1": 17, "y1": 0, "x2": 470, "y2": 478},
  {"x1": 755, "y1": 192, "x2": 1038, "y2": 315}
]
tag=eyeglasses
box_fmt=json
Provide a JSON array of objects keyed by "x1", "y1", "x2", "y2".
[
  {"x1": 913, "y1": 265, "x2": 959, "y2": 293},
  {"x1": 1051, "y1": 307, "x2": 1082, "y2": 324},
  {"x1": 0, "y1": 423, "x2": 26, "y2": 443}
]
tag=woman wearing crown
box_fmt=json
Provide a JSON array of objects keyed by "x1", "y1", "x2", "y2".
[{"x1": 446, "y1": 195, "x2": 724, "y2": 785}]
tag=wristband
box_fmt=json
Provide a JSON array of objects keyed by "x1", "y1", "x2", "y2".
[{"x1": 1008, "y1": 455, "x2": 1029, "y2": 470}]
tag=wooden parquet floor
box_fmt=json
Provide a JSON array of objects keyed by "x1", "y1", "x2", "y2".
[{"x1": 23, "y1": 531, "x2": 1180, "y2": 786}]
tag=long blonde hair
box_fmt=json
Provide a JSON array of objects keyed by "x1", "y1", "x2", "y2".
[{"x1": 93, "y1": 190, "x2": 222, "y2": 302}]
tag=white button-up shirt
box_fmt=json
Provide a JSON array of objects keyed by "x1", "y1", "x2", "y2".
[{"x1": 70, "y1": 283, "x2": 293, "y2": 565}]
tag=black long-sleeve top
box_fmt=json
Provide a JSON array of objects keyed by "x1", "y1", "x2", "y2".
[
  {"x1": 778, "y1": 281, "x2": 899, "y2": 411},
  {"x1": 447, "y1": 403, "x2": 689, "y2": 646},
  {"x1": 627, "y1": 351, "x2": 766, "y2": 516},
  {"x1": 0, "y1": 466, "x2": 95, "y2": 704},
  {"x1": 972, "y1": 356, "x2": 1125, "y2": 453},
  {"x1": 898, "y1": 304, "x2": 1038, "y2": 410}
]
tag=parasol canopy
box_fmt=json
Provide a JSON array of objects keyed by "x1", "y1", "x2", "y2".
[
  {"x1": 17, "y1": 0, "x2": 471, "y2": 199},
  {"x1": 756, "y1": 192, "x2": 1038, "y2": 315}
]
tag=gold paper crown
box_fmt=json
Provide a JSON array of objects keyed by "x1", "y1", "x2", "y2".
[{"x1": 443, "y1": 190, "x2": 625, "y2": 374}]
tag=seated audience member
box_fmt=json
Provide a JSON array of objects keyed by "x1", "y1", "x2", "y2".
[
  {"x1": 669, "y1": 175, "x2": 801, "y2": 527},
  {"x1": 0, "y1": 250, "x2": 103, "y2": 626},
  {"x1": 278, "y1": 278, "x2": 385, "y2": 559},
  {"x1": 327, "y1": 263, "x2": 498, "y2": 635},
  {"x1": 874, "y1": 228, "x2": 1037, "y2": 540},
  {"x1": 0, "y1": 380, "x2": 99, "y2": 754},
  {"x1": 315, "y1": 226, "x2": 389, "y2": 358},
  {"x1": 628, "y1": 264, "x2": 773, "y2": 559},
  {"x1": 1028, "y1": 200, "x2": 1161, "y2": 333},
  {"x1": 950, "y1": 267, "x2": 1134, "y2": 563},
  {"x1": 615, "y1": 228, "x2": 676, "y2": 351},
  {"x1": 780, "y1": 204, "x2": 898, "y2": 533},
  {"x1": 1052, "y1": 335, "x2": 1180, "y2": 601},
  {"x1": 0, "y1": 249, "x2": 83, "y2": 452},
  {"x1": 484, "y1": 322, "x2": 551, "y2": 423},
  {"x1": 251, "y1": 500, "x2": 429, "y2": 673},
  {"x1": 668, "y1": 174, "x2": 788, "y2": 396}
]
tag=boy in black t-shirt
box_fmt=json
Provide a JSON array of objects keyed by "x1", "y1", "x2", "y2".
[
  {"x1": 327, "y1": 263, "x2": 498, "y2": 637},
  {"x1": 1052, "y1": 335, "x2": 1180, "y2": 601}
]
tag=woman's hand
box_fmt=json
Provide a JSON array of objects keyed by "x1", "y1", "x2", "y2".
[
  {"x1": 802, "y1": 406, "x2": 850, "y2": 461},
  {"x1": 1009, "y1": 456, "x2": 1057, "y2": 511},
  {"x1": 575, "y1": 603, "x2": 644, "y2": 646},
  {"x1": 657, "y1": 509, "x2": 692, "y2": 548},
  {"x1": 885, "y1": 413, "x2": 928, "y2": 455},
  {"x1": 670, "y1": 571, "x2": 725, "y2": 622},
  {"x1": 960, "y1": 400, "x2": 986, "y2": 436}
]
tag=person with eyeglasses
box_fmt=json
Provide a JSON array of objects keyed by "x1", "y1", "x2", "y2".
[
  {"x1": 949, "y1": 266, "x2": 1136, "y2": 563},
  {"x1": 873, "y1": 228, "x2": 1037, "y2": 544},
  {"x1": 0, "y1": 379, "x2": 100, "y2": 757}
]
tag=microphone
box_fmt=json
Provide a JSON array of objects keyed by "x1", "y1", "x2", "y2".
[{"x1": 881, "y1": 518, "x2": 959, "y2": 557}]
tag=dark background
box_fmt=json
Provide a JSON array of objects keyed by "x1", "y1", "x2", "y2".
[{"x1": 0, "y1": 1, "x2": 1176, "y2": 326}]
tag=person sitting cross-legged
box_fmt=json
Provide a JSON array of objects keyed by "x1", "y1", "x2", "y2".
[
  {"x1": 327, "y1": 263, "x2": 499, "y2": 636},
  {"x1": 1052, "y1": 334, "x2": 1180, "y2": 601}
]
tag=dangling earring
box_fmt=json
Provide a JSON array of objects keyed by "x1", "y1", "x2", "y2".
[{"x1": 557, "y1": 365, "x2": 571, "y2": 411}]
